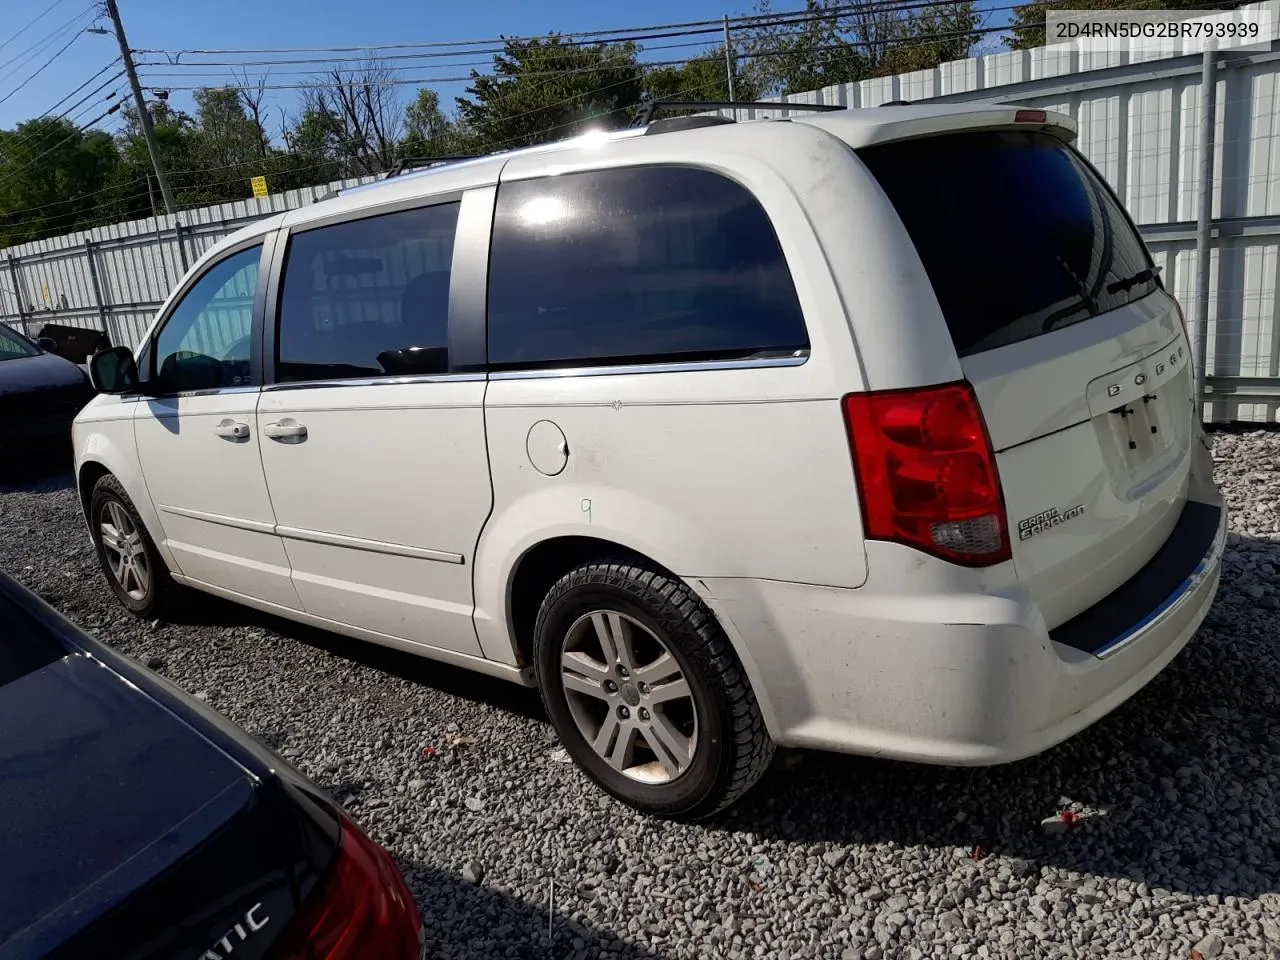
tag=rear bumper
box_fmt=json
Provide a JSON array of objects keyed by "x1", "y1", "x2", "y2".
[{"x1": 697, "y1": 482, "x2": 1227, "y2": 766}]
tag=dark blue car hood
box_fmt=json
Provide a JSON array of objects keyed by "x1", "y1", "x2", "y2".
[
  {"x1": 0, "y1": 351, "x2": 87, "y2": 395},
  {"x1": 0, "y1": 653, "x2": 254, "y2": 955}
]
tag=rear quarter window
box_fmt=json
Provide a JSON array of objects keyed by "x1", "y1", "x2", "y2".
[
  {"x1": 857, "y1": 130, "x2": 1159, "y2": 358},
  {"x1": 486, "y1": 166, "x2": 809, "y2": 370}
]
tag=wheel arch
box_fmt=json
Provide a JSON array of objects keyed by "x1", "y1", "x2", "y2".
[
  {"x1": 492, "y1": 531, "x2": 786, "y2": 743},
  {"x1": 75, "y1": 424, "x2": 179, "y2": 574},
  {"x1": 505, "y1": 535, "x2": 668, "y2": 670}
]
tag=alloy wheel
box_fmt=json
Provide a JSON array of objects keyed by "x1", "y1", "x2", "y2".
[
  {"x1": 99, "y1": 500, "x2": 150, "y2": 602},
  {"x1": 559, "y1": 610, "x2": 699, "y2": 784}
]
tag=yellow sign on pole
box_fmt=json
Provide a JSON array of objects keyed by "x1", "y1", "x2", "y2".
[{"x1": 251, "y1": 175, "x2": 269, "y2": 199}]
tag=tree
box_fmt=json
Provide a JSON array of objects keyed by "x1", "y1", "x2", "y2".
[
  {"x1": 456, "y1": 37, "x2": 644, "y2": 152},
  {"x1": 399, "y1": 88, "x2": 465, "y2": 159},
  {"x1": 114, "y1": 100, "x2": 207, "y2": 211},
  {"x1": 742, "y1": 0, "x2": 871, "y2": 96},
  {"x1": 0, "y1": 117, "x2": 120, "y2": 246},
  {"x1": 875, "y1": 3, "x2": 981, "y2": 75},
  {"x1": 193, "y1": 87, "x2": 267, "y2": 171},
  {"x1": 645, "y1": 47, "x2": 763, "y2": 104},
  {"x1": 742, "y1": 0, "x2": 981, "y2": 94},
  {"x1": 298, "y1": 62, "x2": 404, "y2": 176}
]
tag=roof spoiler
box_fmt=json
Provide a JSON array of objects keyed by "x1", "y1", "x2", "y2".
[{"x1": 630, "y1": 99, "x2": 842, "y2": 128}]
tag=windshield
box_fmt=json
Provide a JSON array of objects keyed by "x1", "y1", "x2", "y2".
[
  {"x1": 857, "y1": 130, "x2": 1159, "y2": 358},
  {"x1": 0, "y1": 324, "x2": 41, "y2": 362}
]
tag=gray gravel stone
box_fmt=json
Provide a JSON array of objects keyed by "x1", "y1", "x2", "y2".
[
  {"x1": 1193, "y1": 931, "x2": 1224, "y2": 958},
  {"x1": 3, "y1": 429, "x2": 1278, "y2": 960}
]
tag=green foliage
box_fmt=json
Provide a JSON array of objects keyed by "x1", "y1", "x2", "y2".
[
  {"x1": 400, "y1": 88, "x2": 468, "y2": 160},
  {"x1": 645, "y1": 48, "x2": 763, "y2": 104},
  {"x1": 455, "y1": 36, "x2": 645, "y2": 149},
  {"x1": 742, "y1": 0, "x2": 980, "y2": 94},
  {"x1": 0, "y1": 118, "x2": 121, "y2": 246}
]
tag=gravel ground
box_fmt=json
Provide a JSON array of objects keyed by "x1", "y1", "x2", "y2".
[{"x1": 2, "y1": 431, "x2": 1280, "y2": 960}]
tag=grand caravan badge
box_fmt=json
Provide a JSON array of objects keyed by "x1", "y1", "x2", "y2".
[{"x1": 1017, "y1": 504, "x2": 1086, "y2": 541}]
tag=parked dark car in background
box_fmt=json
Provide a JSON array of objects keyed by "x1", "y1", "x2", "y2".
[
  {"x1": 33, "y1": 323, "x2": 112, "y2": 366},
  {"x1": 0, "y1": 322, "x2": 95, "y2": 459},
  {"x1": 0, "y1": 568, "x2": 424, "y2": 960}
]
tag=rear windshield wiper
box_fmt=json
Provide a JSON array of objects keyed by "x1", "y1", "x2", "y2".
[{"x1": 1106, "y1": 265, "x2": 1162, "y2": 295}]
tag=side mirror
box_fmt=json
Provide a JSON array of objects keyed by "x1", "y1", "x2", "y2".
[
  {"x1": 89, "y1": 346, "x2": 140, "y2": 395},
  {"x1": 37, "y1": 336, "x2": 57, "y2": 352}
]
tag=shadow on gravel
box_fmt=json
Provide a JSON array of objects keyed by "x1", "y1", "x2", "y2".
[
  {"x1": 717, "y1": 535, "x2": 1280, "y2": 900},
  {"x1": 0, "y1": 449, "x2": 75, "y2": 494},
  {"x1": 402, "y1": 861, "x2": 665, "y2": 960},
  {"x1": 169, "y1": 591, "x2": 548, "y2": 724},
  {"x1": 23, "y1": 441, "x2": 1276, "y2": 903}
]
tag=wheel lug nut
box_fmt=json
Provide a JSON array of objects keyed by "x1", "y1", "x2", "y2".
[
  {"x1": 637, "y1": 682, "x2": 649, "y2": 695},
  {"x1": 604, "y1": 680, "x2": 617, "y2": 693},
  {"x1": 617, "y1": 705, "x2": 630, "y2": 719},
  {"x1": 638, "y1": 707, "x2": 650, "y2": 721},
  {"x1": 617, "y1": 665, "x2": 629, "y2": 678}
]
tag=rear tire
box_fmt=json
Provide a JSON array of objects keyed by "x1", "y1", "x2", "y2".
[
  {"x1": 89, "y1": 473, "x2": 181, "y2": 618},
  {"x1": 533, "y1": 559, "x2": 773, "y2": 819}
]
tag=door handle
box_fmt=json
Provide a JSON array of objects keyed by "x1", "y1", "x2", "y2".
[
  {"x1": 263, "y1": 418, "x2": 308, "y2": 441},
  {"x1": 214, "y1": 419, "x2": 250, "y2": 440}
]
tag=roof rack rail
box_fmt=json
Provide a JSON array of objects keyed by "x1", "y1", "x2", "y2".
[
  {"x1": 630, "y1": 99, "x2": 842, "y2": 128},
  {"x1": 383, "y1": 155, "x2": 483, "y2": 179}
]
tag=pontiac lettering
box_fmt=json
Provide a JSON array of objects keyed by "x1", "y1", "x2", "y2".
[{"x1": 198, "y1": 903, "x2": 269, "y2": 960}]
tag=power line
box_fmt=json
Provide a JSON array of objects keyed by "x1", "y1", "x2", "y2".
[
  {"x1": 33, "y1": 60, "x2": 122, "y2": 120},
  {"x1": 0, "y1": 4, "x2": 98, "y2": 93},
  {"x1": 0, "y1": 21, "x2": 95, "y2": 107},
  {"x1": 0, "y1": 71, "x2": 121, "y2": 162},
  {"x1": 49, "y1": 71, "x2": 125, "y2": 123},
  {"x1": 0, "y1": 0, "x2": 73, "y2": 54},
  {"x1": 130, "y1": 0, "x2": 1002, "y2": 89},
  {"x1": 140, "y1": 21, "x2": 1009, "y2": 94},
  {"x1": 0, "y1": 97, "x2": 122, "y2": 190},
  {"x1": 135, "y1": 37, "x2": 725, "y2": 78},
  {"x1": 133, "y1": 0, "x2": 961, "y2": 58}
]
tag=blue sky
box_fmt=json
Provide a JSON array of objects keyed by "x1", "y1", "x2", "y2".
[{"x1": 0, "y1": 0, "x2": 1013, "y2": 133}]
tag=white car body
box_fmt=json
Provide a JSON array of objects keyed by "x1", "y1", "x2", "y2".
[{"x1": 73, "y1": 102, "x2": 1226, "y2": 778}]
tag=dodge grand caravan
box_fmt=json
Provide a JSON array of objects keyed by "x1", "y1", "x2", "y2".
[{"x1": 72, "y1": 102, "x2": 1227, "y2": 819}]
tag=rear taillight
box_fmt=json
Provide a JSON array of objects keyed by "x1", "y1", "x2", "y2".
[
  {"x1": 843, "y1": 381, "x2": 1011, "y2": 567},
  {"x1": 269, "y1": 814, "x2": 422, "y2": 960}
]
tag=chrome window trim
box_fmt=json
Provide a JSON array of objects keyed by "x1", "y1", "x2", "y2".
[
  {"x1": 145, "y1": 384, "x2": 264, "y2": 400},
  {"x1": 284, "y1": 188, "x2": 469, "y2": 236},
  {"x1": 263, "y1": 372, "x2": 486, "y2": 392},
  {"x1": 487, "y1": 353, "x2": 809, "y2": 381}
]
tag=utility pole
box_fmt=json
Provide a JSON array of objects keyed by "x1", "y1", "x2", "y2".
[
  {"x1": 723, "y1": 15, "x2": 736, "y2": 102},
  {"x1": 104, "y1": 0, "x2": 176, "y2": 214}
]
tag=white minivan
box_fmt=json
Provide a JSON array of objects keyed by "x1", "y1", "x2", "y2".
[{"x1": 73, "y1": 102, "x2": 1227, "y2": 818}]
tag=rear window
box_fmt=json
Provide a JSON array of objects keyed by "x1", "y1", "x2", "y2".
[{"x1": 857, "y1": 130, "x2": 1158, "y2": 358}]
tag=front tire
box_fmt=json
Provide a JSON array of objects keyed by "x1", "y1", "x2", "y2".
[
  {"x1": 89, "y1": 473, "x2": 181, "y2": 618},
  {"x1": 533, "y1": 560, "x2": 774, "y2": 819}
]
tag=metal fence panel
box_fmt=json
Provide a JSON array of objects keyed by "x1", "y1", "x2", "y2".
[{"x1": 2, "y1": 9, "x2": 1279, "y2": 420}]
